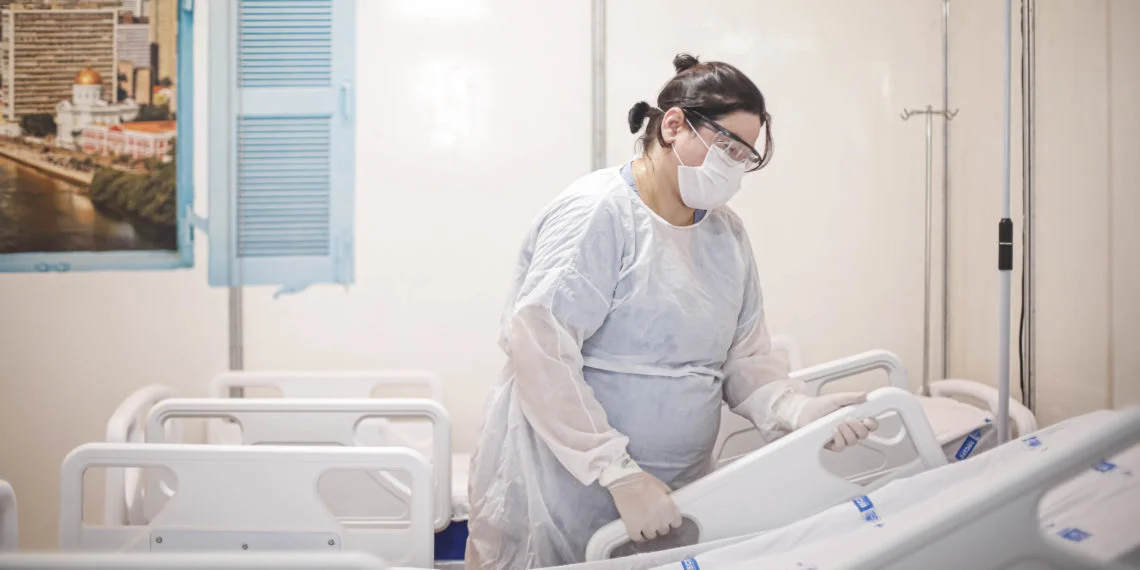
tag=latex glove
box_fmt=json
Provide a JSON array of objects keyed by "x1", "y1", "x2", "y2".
[
  {"x1": 786, "y1": 392, "x2": 880, "y2": 452},
  {"x1": 604, "y1": 470, "x2": 683, "y2": 543}
]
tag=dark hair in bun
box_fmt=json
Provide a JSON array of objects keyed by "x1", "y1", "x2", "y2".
[
  {"x1": 672, "y1": 53, "x2": 701, "y2": 73},
  {"x1": 628, "y1": 52, "x2": 773, "y2": 169},
  {"x1": 627, "y1": 101, "x2": 659, "y2": 134}
]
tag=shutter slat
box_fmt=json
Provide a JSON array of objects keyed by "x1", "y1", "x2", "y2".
[
  {"x1": 236, "y1": 115, "x2": 332, "y2": 258},
  {"x1": 239, "y1": 0, "x2": 333, "y2": 88}
]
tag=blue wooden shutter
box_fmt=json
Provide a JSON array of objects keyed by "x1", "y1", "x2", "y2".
[{"x1": 207, "y1": 0, "x2": 355, "y2": 292}]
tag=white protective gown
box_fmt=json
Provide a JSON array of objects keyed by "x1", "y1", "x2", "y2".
[{"x1": 466, "y1": 165, "x2": 802, "y2": 569}]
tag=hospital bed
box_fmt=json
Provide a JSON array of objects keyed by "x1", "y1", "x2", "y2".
[
  {"x1": 0, "y1": 552, "x2": 390, "y2": 569},
  {"x1": 608, "y1": 406, "x2": 1140, "y2": 570},
  {"x1": 714, "y1": 347, "x2": 1038, "y2": 470},
  {"x1": 586, "y1": 386, "x2": 946, "y2": 560},
  {"x1": 141, "y1": 398, "x2": 453, "y2": 531},
  {"x1": 58, "y1": 443, "x2": 435, "y2": 568},
  {"x1": 104, "y1": 385, "x2": 178, "y2": 526},
  {"x1": 101, "y1": 372, "x2": 460, "y2": 515},
  {"x1": 204, "y1": 371, "x2": 475, "y2": 522},
  {"x1": 0, "y1": 480, "x2": 16, "y2": 552}
]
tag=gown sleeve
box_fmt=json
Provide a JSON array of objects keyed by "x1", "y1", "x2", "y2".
[
  {"x1": 720, "y1": 223, "x2": 806, "y2": 441},
  {"x1": 504, "y1": 191, "x2": 638, "y2": 487}
]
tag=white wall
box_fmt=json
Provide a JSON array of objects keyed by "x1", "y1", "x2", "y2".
[
  {"x1": 605, "y1": 0, "x2": 946, "y2": 385},
  {"x1": 1, "y1": 0, "x2": 1134, "y2": 551}
]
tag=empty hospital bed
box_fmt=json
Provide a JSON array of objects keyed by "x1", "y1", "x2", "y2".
[
  {"x1": 141, "y1": 398, "x2": 453, "y2": 531},
  {"x1": 204, "y1": 370, "x2": 475, "y2": 523},
  {"x1": 0, "y1": 552, "x2": 390, "y2": 570},
  {"x1": 58, "y1": 443, "x2": 435, "y2": 568},
  {"x1": 0, "y1": 480, "x2": 16, "y2": 553}
]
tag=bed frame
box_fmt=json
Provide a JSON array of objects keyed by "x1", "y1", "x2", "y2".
[
  {"x1": 586, "y1": 386, "x2": 945, "y2": 561},
  {"x1": 57, "y1": 443, "x2": 434, "y2": 568},
  {"x1": 143, "y1": 398, "x2": 452, "y2": 531},
  {"x1": 0, "y1": 552, "x2": 389, "y2": 569},
  {"x1": 831, "y1": 408, "x2": 1140, "y2": 570}
]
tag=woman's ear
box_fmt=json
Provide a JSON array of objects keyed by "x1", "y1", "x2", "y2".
[{"x1": 659, "y1": 107, "x2": 687, "y2": 147}]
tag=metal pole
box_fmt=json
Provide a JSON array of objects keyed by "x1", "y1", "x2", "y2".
[
  {"x1": 228, "y1": 287, "x2": 244, "y2": 396},
  {"x1": 998, "y1": 0, "x2": 1015, "y2": 445},
  {"x1": 229, "y1": 287, "x2": 244, "y2": 371},
  {"x1": 941, "y1": 0, "x2": 951, "y2": 381},
  {"x1": 225, "y1": 0, "x2": 244, "y2": 396},
  {"x1": 924, "y1": 105, "x2": 934, "y2": 394},
  {"x1": 902, "y1": 106, "x2": 957, "y2": 396},
  {"x1": 590, "y1": 0, "x2": 606, "y2": 170},
  {"x1": 1021, "y1": 0, "x2": 1037, "y2": 414}
]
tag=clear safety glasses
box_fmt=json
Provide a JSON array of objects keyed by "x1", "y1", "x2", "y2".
[{"x1": 685, "y1": 109, "x2": 766, "y2": 172}]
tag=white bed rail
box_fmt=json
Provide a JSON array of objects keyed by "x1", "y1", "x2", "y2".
[
  {"x1": 796, "y1": 349, "x2": 909, "y2": 395},
  {"x1": 144, "y1": 398, "x2": 452, "y2": 531},
  {"x1": 715, "y1": 349, "x2": 910, "y2": 468},
  {"x1": 0, "y1": 552, "x2": 390, "y2": 569},
  {"x1": 586, "y1": 386, "x2": 945, "y2": 561},
  {"x1": 838, "y1": 407, "x2": 1140, "y2": 570},
  {"x1": 58, "y1": 443, "x2": 434, "y2": 568},
  {"x1": 0, "y1": 480, "x2": 16, "y2": 552},
  {"x1": 104, "y1": 385, "x2": 177, "y2": 526},
  {"x1": 208, "y1": 371, "x2": 443, "y2": 401},
  {"x1": 930, "y1": 378, "x2": 1037, "y2": 436}
]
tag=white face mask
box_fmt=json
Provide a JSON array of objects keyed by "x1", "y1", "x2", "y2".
[{"x1": 672, "y1": 125, "x2": 748, "y2": 210}]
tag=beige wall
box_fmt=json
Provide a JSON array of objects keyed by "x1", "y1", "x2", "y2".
[
  {"x1": 0, "y1": 0, "x2": 1136, "y2": 551},
  {"x1": 1106, "y1": 0, "x2": 1140, "y2": 412},
  {"x1": 947, "y1": 0, "x2": 1139, "y2": 425},
  {"x1": 946, "y1": 0, "x2": 1026, "y2": 405}
]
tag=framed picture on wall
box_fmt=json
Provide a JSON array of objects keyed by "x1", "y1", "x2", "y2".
[{"x1": 0, "y1": 0, "x2": 192, "y2": 272}]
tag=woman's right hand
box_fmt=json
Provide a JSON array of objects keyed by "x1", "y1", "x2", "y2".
[{"x1": 604, "y1": 470, "x2": 683, "y2": 543}]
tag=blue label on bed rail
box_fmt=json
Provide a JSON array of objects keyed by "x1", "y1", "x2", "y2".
[
  {"x1": 1022, "y1": 436, "x2": 1044, "y2": 450},
  {"x1": 1059, "y1": 528, "x2": 1091, "y2": 543},
  {"x1": 1094, "y1": 461, "x2": 1117, "y2": 473},
  {"x1": 955, "y1": 434, "x2": 980, "y2": 461},
  {"x1": 680, "y1": 558, "x2": 700, "y2": 570}
]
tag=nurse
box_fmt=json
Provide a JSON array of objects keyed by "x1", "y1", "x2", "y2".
[{"x1": 466, "y1": 53, "x2": 879, "y2": 570}]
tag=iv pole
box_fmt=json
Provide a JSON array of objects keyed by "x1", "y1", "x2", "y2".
[
  {"x1": 901, "y1": 106, "x2": 957, "y2": 396},
  {"x1": 997, "y1": 0, "x2": 1015, "y2": 444}
]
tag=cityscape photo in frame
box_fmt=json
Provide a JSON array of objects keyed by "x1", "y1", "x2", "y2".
[{"x1": 0, "y1": 0, "x2": 179, "y2": 255}]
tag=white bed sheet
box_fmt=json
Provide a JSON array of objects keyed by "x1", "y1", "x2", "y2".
[{"x1": 559, "y1": 409, "x2": 1139, "y2": 570}]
